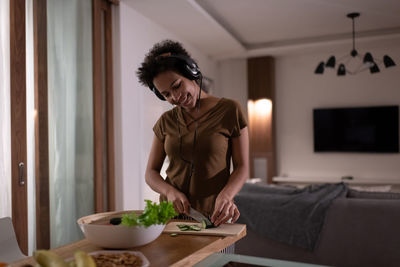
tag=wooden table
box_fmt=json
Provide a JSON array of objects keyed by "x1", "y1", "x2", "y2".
[{"x1": 11, "y1": 225, "x2": 246, "y2": 267}]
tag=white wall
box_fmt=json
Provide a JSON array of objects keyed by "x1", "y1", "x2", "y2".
[
  {"x1": 219, "y1": 40, "x2": 400, "y2": 182},
  {"x1": 216, "y1": 59, "x2": 248, "y2": 118},
  {"x1": 275, "y1": 42, "x2": 400, "y2": 181},
  {"x1": 112, "y1": 2, "x2": 218, "y2": 210}
]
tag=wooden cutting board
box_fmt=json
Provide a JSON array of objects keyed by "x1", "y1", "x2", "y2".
[{"x1": 163, "y1": 222, "x2": 246, "y2": 236}]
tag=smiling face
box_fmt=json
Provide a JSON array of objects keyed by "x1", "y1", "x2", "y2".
[{"x1": 153, "y1": 71, "x2": 200, "y2": 110}]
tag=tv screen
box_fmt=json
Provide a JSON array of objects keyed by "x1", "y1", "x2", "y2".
[{"x1": 313, "y1": 105, "x2": 399, "y2": 153}]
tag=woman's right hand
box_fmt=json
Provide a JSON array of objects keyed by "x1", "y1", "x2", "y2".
[{"x1": 166, "y1": 187, "x2": 190, "y2": 215}]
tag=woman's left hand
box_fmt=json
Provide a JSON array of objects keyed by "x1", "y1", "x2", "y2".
[{"x1": 211, "y1": 193, "x2": 240, "y2": 226}]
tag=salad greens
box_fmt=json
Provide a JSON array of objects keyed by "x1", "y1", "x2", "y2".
[{"x1": 121, "y1": 200, "x2": 177, "y2": 227}]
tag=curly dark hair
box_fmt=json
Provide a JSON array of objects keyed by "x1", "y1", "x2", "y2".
[{"x1": 136, "y1": 39, "x2": 198, "y2": 89}]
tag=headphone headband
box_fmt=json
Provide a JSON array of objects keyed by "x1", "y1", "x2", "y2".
[{"x1": 150, "y1": 54, "x2": 201, "y2": 101}]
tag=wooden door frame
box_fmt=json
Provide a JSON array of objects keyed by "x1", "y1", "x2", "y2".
[
  {"x1": 33, "y1": 0, "x2": 50, "y2": 250},
  {"x1": 10, "y1": 0, "x2": 28, "y2": 254},
  {"x1": 92, "y1": 0, "x2": 104, "y2": 213},
  {"x1": 93, "y1": 0, "x2": 117, "y2": 213},
  {"x1": 104, "y1": 0, "x2": 116, "y2": 212}
]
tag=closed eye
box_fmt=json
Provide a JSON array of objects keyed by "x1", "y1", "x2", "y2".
[
  {"x1": 161, "y1": 80, "x2": 181, "y2": 99},
  {"x1": 172, "y1": 81, "x2": 181, "y2": 90}
]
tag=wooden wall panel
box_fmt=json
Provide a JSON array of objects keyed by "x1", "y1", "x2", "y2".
[
  {"x1": 247, "y1": 57, "x2": 276, "y2": 184},
  {"x1": 247, "y1": 57, "x2": 275, "y2": 100}
]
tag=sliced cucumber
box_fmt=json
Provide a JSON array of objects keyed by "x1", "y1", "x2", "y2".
[
  {"x1": 176, "y1": 223, "x2": 202, "y2": 231},
  {"x1": 177, "y1": 224, "x2": 190, "y2": 231},
  {"x1": 189, "y1": 225, "x2": 201, "y2": 231}
]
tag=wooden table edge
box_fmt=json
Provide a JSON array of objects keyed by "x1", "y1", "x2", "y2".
[{"x1": 170, "y1": 225, "x2": 247, "y2": 267}]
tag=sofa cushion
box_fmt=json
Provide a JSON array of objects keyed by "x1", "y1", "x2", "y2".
[
  {"x1": 347, "y1": 189, "x2": 400, "y2": 199},
  {"x1": 349, "y1": 185, "x2": 392, "y2": 192}
]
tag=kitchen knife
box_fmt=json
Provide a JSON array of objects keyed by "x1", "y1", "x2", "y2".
[{"x1": 188, "y1": 207, "x2": 215, "y2": 228}]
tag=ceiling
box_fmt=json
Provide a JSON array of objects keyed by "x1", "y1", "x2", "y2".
[{"x1": 127, "y1": 0, "x2": 400, "y2": 60}]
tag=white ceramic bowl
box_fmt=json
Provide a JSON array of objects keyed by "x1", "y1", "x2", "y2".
[{"x1": 77, "y1": 211, "x2": 166, "y2": 249}]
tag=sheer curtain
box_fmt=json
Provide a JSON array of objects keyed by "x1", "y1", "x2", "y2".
[
  {"x1": 0, "y1": 0, "x2": 11, "y2": 219},
  {"x1": 47, "y1": 0, "x2": 94, "y2": 247},
  {"x1": 26, "y1": 0, "x2": 37, "y2": 255}
]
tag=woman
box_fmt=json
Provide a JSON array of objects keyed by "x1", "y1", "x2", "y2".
[{"x1": 137, "y1": 40, "x2": 249, "y2": 227}]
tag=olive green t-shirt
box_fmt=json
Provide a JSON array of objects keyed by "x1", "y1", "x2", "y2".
[{"x1": 153, "y1": 98, "x2": 247, "y2": 216}]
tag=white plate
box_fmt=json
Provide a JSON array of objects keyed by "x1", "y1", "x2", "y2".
[{"x1": 79, "y1": 250, "x2": 150, "y2": 267}]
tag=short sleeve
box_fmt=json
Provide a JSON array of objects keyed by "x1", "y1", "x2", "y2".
[
  {"x1": 231, "y1": 100, "x2": 247, "y2": 137},
  {"x1": 153, "y1": 116, "x2": 165, "y2": 142}
]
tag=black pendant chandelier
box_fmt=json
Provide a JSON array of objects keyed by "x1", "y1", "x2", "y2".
[{"x1": 315, "y1": 12, "x2": 396, "y2": 76}]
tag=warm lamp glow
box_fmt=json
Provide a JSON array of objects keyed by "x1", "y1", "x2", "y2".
[
  {"x1": 256, "y1": 99, "x2": 272, "y2": 116},
  {"x1": 248, "y1": 99, "x2": 272, "y2": 117},
  {"x1": 248, "y1": 98, "x2": 273, "y2": 182},
  {"x1": 248, "y1": 99, "x2": 273, "y2": 149}
]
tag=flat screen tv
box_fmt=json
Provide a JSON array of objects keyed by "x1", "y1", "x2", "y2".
[{"x1": 313, "y1": 105, "x2": 399, "y2": 153}]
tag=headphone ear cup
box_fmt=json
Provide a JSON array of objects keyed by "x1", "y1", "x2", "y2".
[
  {"x1": 151, "y1": 86, "x2": 166, "y2": 101},
  {"x1": 184, "y1": 63, "x2": 201, "y2": 80},
  {"x1": 169, "y1": 54, "x2": 201, "y2": 81}
]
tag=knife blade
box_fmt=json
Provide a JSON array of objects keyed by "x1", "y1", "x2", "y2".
[{"x1": 188, "y1": 207, "x2": 215, "y2": 228}]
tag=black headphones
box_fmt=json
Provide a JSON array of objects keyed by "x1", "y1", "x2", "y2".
[{"x1": 150, "y1": 54, "x2": 202, "y2": 101}]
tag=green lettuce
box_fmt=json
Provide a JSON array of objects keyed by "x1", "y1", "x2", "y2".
[{"x1": 121, "y1": 200, "x2": 177, "y2": 227}]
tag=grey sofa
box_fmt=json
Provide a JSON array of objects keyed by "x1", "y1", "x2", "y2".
[{"x1": 235, "y1": 189, "x2": 400, "y2": 267}]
